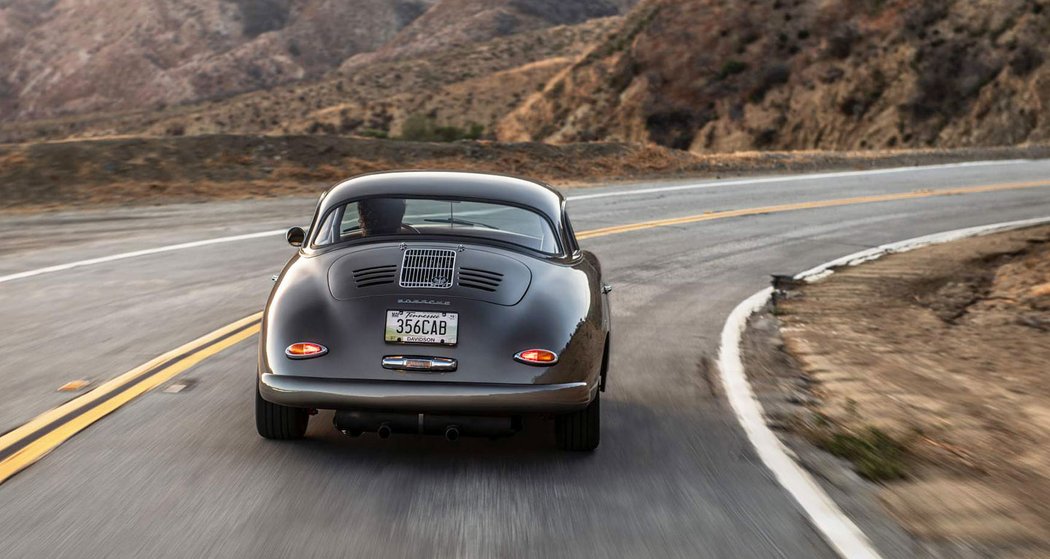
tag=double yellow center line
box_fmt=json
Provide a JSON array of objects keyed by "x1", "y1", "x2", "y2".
[
  {"x1": 0, "y1": 314, "x2": 261, "y2": 484},
  {"x1": 576, "y1": 179, "x2": 1050, "y2": 239},
  {"x1": 0, "y1": 178, "x2": 1047, "y2": 484}
]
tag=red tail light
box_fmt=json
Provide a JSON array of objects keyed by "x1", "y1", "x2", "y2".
[
  {"x1": 285, "y1": 342, "x2": 328, "y2": 359},
  {"x1": 514, "y1": 349, "x2": 558, "y2": 365}
]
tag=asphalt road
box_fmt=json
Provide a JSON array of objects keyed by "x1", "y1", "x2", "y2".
[{"x1": 1, "y1": 160, "x2": 1049, "y2": 558}]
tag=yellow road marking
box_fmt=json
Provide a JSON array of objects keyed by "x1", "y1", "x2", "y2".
[
  {"x1": 0, "y1": 312, "x2": 261, "y2": 456},
  {"x1": 576, "y1": 179, "x2": 1050, "y2": 240},
  {"x1": 1, "y1": 177, "x2": 1048, "y2": 483},
  {"x1": 0, "y1": 315, "x2": 261, "y2": 483},
  {"x1": 0, "y1": 323, "x2": 259, "y2": 484}
]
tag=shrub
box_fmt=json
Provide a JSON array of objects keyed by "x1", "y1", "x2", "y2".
[
  {"x1": 645, "y1": 109, "x2": 709, "y2": 150},
  {"x1": 233, "y1": 0, "x2": 291, "y2": 38},
  {"x1": 817, "y1": 427, "x2": 909, "y2": 481},
  {"x1": 1010, "y1": 45, "x2": 1043, "y2": 76},
  {"x1": 750, "y1": 63, "x2": 792, "y2": 102},
  {"x1": 907, "y1": 39, "x2": 1001, "y2": 120},
  {"x1": 753, "y1": 127, "x2": 778, "y2": 148},
  {"x1": 307, "y1": 121, "x2": 335, "y2": 135},
  {"x1": 398, "y1": 114, "x2": 483, "y2": 142},
  {"x1": 718, "y1": 60, "x2": 749, "y2": 79},
  {"x1": 838, "y1": 69, "x2": 886, "y2": 118},
  {"x1": 825, "y1": 24, "x2": 858, "y2": 59}
]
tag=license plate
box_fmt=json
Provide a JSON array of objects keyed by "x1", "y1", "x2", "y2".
[{"x1": 385, "y1": 310, "x2": 458, "y2": 345}]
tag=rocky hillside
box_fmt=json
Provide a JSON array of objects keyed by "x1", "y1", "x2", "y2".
[
  {"x1": 0, "y1": 0, "x2": 633, "y2": 125},
  {"x1": 0, "y1": 0, "x2": 435, "y2": 121},
  {"x1": 499, "y1": 0, "x2": 1050, "y2": 151},
  {"x1": 0, "y1": 18, "x2": 620, "y2": 143},
  {"x1": 342, "y1": 0, "x2": 633, "y2": 68}
]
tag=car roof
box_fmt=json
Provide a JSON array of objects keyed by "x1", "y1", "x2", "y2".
[{"x1": 318, "y1": 171, "x2": 565, "y2": 222}]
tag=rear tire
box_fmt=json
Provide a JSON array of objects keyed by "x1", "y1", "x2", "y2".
[
  {"x1": 556, "y1": 393, "x2": 600, "y2": 451},
  {"x1": 256, "y1": 386, "x2": 309, "y2": 440}
]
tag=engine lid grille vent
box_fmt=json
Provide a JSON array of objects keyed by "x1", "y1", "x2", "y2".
[
  {"x1": 458, "y1": 267, "x2": 504, "y2": 292},
  {"x1": 399, "y1": 248, "x2": 456, "y2": 289},
  {"x1": 353, "y1": 264, "x2": 398, "y2": 288}
]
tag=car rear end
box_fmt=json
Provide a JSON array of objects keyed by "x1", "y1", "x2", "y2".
[
  {"x1": 256, "y1": 174, "x2": 607, "y2": 449},
  {"x1": 258, "y1": 241, "x2": 604, "y2": 442}
]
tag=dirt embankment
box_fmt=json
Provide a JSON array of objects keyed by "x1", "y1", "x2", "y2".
[
  {"x1": 771, "y1": 225, "x2": 1050, "y2": 556},
  {"x1": 0, "y1": 135, "x2": 691, "y2": 210},
  {"x1": 3, "y1": 135, "x2": 1049, "y2": 212}
]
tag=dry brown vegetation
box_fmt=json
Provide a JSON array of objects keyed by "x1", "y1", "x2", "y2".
[
  {"x1": 2, "y1": 135, "x2": 1046, "y2": 211},
  {"x1": 776, "y1": 225, "x2": 1050, "y2": 555},
  {"x1": 500, "y1": 0, "x2": 1050, "y2": 152},
  {"x1": 5, "y1": 0, "x2": 1047, "y2": 156},
  {"x1": 0, "y1": 135, "x2": 685, "y2": 209}
]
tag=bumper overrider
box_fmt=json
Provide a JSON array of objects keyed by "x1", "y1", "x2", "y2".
[{"x1": 258, "y1": 373, "x2": 597, "y2": 414}]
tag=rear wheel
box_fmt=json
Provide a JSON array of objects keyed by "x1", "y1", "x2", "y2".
[
  {"x1": 255, "y1": 386, "x2": 309, "y2": 440},
  {"x1": 555, "y1": 394, "x2": 600, "y2": 451}
]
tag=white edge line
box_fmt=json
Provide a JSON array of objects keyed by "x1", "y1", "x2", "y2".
[
  {"x1": 717, "y1": 215, "x2": 1050, "y2": 559},
  {"x1": 793, "y1": 215, "x2": 1050, "y2": 281},
  {"x1": 0, "y1": 229, "x2": 286, "y2": 284},
  {"x1": 719, "y1": 287, "x2": 881, "y2": 559},
  {"x1": 566, "y1": 159, "x2": 1032, "y2": 202}
]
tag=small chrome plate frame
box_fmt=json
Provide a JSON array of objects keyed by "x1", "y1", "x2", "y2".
[{"x1": 382, "y1": 356, "x2": 458, "y2": 372}]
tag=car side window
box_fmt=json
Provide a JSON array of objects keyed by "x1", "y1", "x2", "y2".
[
  {"x1": 313, "y1": 205, "x2": 344, "y2": 246},
  {"x1": 564, "y1": 214, "x2": 581, "y2": 254}
]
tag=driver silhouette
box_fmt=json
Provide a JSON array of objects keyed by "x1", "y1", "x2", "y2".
[{"x1": 358, "y1": 198, "x2": 407, "y2": 236}]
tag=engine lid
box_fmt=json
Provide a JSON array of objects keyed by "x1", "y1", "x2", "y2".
[{"x1": 327, "y1": 244, "x2": 533, "y2": 306}]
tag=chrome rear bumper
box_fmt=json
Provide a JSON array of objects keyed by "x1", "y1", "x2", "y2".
[{"x1": 259, "y1": 373, "x2": 595, "y2": 413}]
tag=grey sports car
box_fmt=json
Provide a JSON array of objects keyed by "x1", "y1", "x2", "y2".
[{"x1": 256, "y1": 171, "x2": 611, "y2": 450}]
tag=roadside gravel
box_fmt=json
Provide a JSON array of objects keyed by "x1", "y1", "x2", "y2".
[{"x1": 764, "y1": 225, "x2": 1050, "y2": 557}]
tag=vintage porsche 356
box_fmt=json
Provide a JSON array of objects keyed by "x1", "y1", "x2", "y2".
[{"x1": 257, "y1": 171, "x2": 611, "y2": 450}]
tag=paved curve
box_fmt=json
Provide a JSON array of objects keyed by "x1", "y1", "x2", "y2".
[{"x1": 1, "y1": 160, "x2": 1049, "y2": 558}]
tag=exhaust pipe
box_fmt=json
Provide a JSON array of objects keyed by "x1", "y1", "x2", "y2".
[{"x1": 334, "y1": 411, "x2": 519, "y2": 438}]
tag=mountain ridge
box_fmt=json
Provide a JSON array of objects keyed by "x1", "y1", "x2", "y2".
[
  {"x1": 498, "y1": 0, "x2": 1050, "y2": 152},
  {"x1": 0, "y1": 0, "x2": 633, "y2": 124}
]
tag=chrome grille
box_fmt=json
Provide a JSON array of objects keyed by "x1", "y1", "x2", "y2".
[{"x1": 399, "y1": 248, "x2": 456, "y2": 289}]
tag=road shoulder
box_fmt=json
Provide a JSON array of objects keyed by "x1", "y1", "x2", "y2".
[{"x1": 747, "y1": 224, "x2": 1050, "y2": 557}]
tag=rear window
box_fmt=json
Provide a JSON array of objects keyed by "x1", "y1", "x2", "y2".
[{"x1": 312, "y1": 197, "x2": 561, "y2": 254}]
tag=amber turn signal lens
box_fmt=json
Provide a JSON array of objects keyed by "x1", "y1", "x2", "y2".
[
  {"x1": 285, "y1": 342, "x2": 328, "y2": 359},
  {"x1": 514, "y1": 349, "x2": 558, "y2": 365}
]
